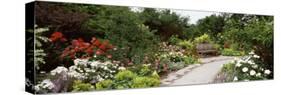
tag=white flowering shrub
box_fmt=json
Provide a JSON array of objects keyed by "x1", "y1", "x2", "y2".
[
  {"x1": 35, "y1": 59, "x2": 124, "y2": 93},
  {"x1": 67, "y1": 59, "x2": 120, "y2": 83},
  {"x1": 50, "y1": 59, "x2": 121, "y2": 83},
  {"x1": 34, "y1": 79, "x2": 55, "y2": 93},
  {"x1": 227, "y1": 51, "x2": 272, "y2": 81}
]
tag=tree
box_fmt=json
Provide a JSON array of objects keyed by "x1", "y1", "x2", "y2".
[
  {"x1": 223, "y1": 14, "x2": 273, "y2": 70},
  {"x1": 140, "y1": 8, "x2": 190, "y2": 41},
  {"x1": 195, "y1": 14, "x2": 226, "y2": 43},
  {"x1": 85, "y1": 6, "x2": 160, "y2": 64}
]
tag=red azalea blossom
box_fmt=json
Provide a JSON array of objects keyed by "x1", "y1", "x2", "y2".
[
  {"x1": 60, "y1": 38, "x2": 67, "y2": 42},
  {"x1": 85, "y1": 48, "x2": 94, "y2": 54},
  {"x1": 91, "y1": 37, "x2": 97, "y2": 43},
  {"x1": 60, "y1": 35, "x2": 115, "y2": 61},
  {"x1": 93, "y1": 39, "x2": 101, "y2": 46},
  {"x1": 108, "y1": 44, "x2": 114, "y2": 49},
  {"x1": 107, "y1": 55, "x2": 112, "y2": 59},
  {"x1": 95, "y1": 49, "x2": 104, "y2": 55},
  {"x1": 99, "y1": 44, "x2": 107, "y2": 51},
  {"x1": 50, "y1": 32, "x2": 64, "y2": 42}
]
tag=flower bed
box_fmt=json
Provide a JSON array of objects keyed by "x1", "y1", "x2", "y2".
[{"x1": 216, "y1": 51, "x2": 273, "y2": 82}]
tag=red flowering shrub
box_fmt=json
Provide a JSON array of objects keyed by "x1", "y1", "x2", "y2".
[
  {"x1": 50, "y1": 32, "x2": 67, "y2": 42},
  {"x1": 60, "y1": 37, "x2": 114, "y2": 60}
]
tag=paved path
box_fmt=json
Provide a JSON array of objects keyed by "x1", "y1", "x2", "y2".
[{"x1": 162, "y1": 56, "x2": 235, "y2": 86}]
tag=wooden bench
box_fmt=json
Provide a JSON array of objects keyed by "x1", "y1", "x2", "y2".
[{"x1": 196, "y1": 43, "x2": 218, "y2": 57}]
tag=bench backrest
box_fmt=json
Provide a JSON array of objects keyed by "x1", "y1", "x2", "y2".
[{"x1": 196, "y1": 43, "x2": 216, "y2": 51}]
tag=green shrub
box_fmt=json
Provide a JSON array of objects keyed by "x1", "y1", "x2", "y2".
[
  {"x1": 221, "y1": 48, "x2": 244, "y2": 56},
  {"x1": 222, "y1": 63, "x2": 235, "y2": 73},
  {"x1": 176, "y1": 40, "x2": 197, "y2": 55},
  {"x1": 177, "y1": 40, "x2": 194, "y2": 50},
  {"x1": 128, "y1": 64, "x2": 153, "y2": 77},
  {"x1": 95, "y1": 80, "x2": 113, "y2": 90},
  {"x1": 139, "y1": 64, "x2": 153, "y2": 77},
  {"x1": 86, "y1": 6, "x2": 161, "y2": 65},
  {"x1": 194, "y1": 34, "x2": 212, "y2": 44},
  {"x1": 131, "y1": 77, "x2": 160, "y2": 88},
  {"x1": 169, "y1": 35, "x2": 181, "y2": 45},
  {"x1": 167, "y1": 62, "x2": 186, "y2": 71},
  {"x1": 183, "y1": 56, "x2": 198, "y2": 65},
  {"x1": 115, "y1": 70, "x2": 137, "y2": 81},
  {"x1": 72, "y1": 80, "x2": 94, "y2": 92},
  {"x1": 151, "y1": 71, "x2": 160, "y2": 79},
  {"x1": 96, "y1": 69, "x2": 161, "y2": 89},
  {"x1": 223, "y1": 15, "x2": 273, "y2": 69}
]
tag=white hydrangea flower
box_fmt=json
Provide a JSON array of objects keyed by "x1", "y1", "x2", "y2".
[
  {"x1": 66, "y1": 59, "x2": 119, "y2": 82},
  {"x1": 34, "y1": 85, "x2": 40, "y2": 91},
  {"x1": 233, "y1": 76, "x2": 238, "y2": 81},
  {"x1": 104, "y1": 66, "x2": 108, "y2": 70},
  {"x1": 256, "y1": 73, "x2": 261, "y2": 77},
  {"x1": 242, "y1": 67, "x2": 248, "y2": 72},
  {"x1": 85, "y1": 68, "x2": 91, "y2": 72},
  {"x1": 118, "y1": 67, "x2": 126, "y2": 71},
  {"x1": 264, "y1": 70, "x2": 271, "y2": 75},
  {"x1": 104, "y1": 61, "x2": 111, "y2": 65},
  {"x1": 50, "y1": 66, "x2": 68, "y2": 76},
  {"x1": 248, "y1": 60, "x2": 255, "y2": 65},
  {"x1": 245, "y1": 57, "x2": 251, "y2": 62},
  {"x1": 41, "y1": 79, "x2": 54, "y2": 89},
  {"x1": 69, "y1": 66, "x2": 76, "y2": 71},
  {"x1": 237, "y1": 60, "x2": 243, "y2": 64},
  {"x1": 74, "y1": 59, "x2": 88, "y2": 66},
  {"x1": 236, "y1": 62, "x2": 242, "y2": 67},
  {"x1": 250, "y1": 70, "x2": 256, "y2": 76},
  {"x1": 252, "y1": 64, "x2": 258, "y2": 69},
  {"x1": 90, "y1": 62, "x2": 99, "y2": 67}
]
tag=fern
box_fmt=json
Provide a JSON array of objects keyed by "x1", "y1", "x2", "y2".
[
  {"x1": 34, "y1": 27, "x2": 50, "y2": 47},
  {"x1": 27, "y1": 25, "x2": 50, "y2": 69}
]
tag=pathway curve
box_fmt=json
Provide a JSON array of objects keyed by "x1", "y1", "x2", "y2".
[{"x1": 161, "y1": 56, "x2": 235, "y2": 86}]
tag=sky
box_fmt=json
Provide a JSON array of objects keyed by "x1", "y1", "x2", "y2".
[
  {"x1": 172, "y1": 10, "x2": 218, "y2": 24},
  {"x1": 130, "y1": 7, "x2": 218, "y2": 24}
]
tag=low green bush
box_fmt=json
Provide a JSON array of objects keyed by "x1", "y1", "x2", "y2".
[
  {"x1": 115, "y1": 70, "x2": 137, "y2": 81},
  {"x1": 183, "y1": 56, "x2": 198, "y2": 65},
  {"x1": 131, "y1": 77, "x2": 160, "y2": 88},
  {"x1": 168, "y1": 35, "x2": 181, "y2": 45},
  {"x1": 221, "y1": 63, "x2": 236, "y2": 82},
  {"x1": 72, "y1": 80, "x2": 94, "y2": 92},
  {"x1": 128, "y1": 64, "x2": 154, "y2": 77},
  {"x1": 194, "y1": 34, "x2": 212, "y2": 44},
  {"x1": 221, "y1": 48, "x2": 244, "y2": 56},
  {"x1": 95, "y1": 80, "x2": 113, "y2": 90},
  {"x1": 95, "y1": 70, "x2": 161, "y2": 90},
  {"x1": 168, "y1": 62, "x2": 186, "y2": 71},
  {"x1": 177, "y1": 40, "x2": 194, "y2": 50}
]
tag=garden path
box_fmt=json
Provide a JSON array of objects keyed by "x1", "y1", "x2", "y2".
[{"x1": 162, "y1": 56, "x2": 235, "y2": 86}]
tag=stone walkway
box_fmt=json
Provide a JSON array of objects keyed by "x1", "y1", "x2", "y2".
[{"x1": 161, "y1": 56, "x2": 235, "y2": 86}]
